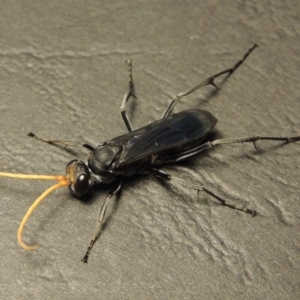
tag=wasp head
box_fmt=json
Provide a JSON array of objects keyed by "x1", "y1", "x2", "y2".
[{"x1": 66, "y1": 159, "x2": 91, "y2": 196}]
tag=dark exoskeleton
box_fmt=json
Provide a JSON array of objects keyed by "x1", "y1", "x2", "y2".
[{"x1": 66, "y1": 109, "x2": 217, "y2": 196}]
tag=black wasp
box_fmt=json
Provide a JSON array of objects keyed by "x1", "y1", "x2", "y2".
[{"x1": 1, "y1": 43, "x2": 299, "y2": 263}]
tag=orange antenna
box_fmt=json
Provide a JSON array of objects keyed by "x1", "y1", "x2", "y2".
[{"x1": 0, "y1": 172, "x2": 69, "y2": 250}]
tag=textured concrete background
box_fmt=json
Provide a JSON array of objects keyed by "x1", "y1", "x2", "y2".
[{"x1": 0, "y1": 1, "x2": 299, "y2": 299}]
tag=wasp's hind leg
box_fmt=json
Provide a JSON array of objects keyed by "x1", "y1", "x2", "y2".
[{"x1": 149, "y1": 168, "x2": 256, "y2": 216}]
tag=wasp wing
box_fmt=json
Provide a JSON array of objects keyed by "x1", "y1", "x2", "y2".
[{"x1": 112, "y1": 109, "x2": 217, "y2": 167}]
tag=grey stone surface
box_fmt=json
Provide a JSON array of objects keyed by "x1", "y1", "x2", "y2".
[{"x1": 0, "y1": 1, "x2": 299, "y2": 299}]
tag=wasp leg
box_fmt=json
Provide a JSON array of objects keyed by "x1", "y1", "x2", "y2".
[
  {"x1": 27, "y1": 132, "x2": 95, "y2": 150},
  {"x1": 163, "y1": 134, "x2": 300, "y2": 163},
  {"x1": 207, "y1": 135, "x2": 300, "y2": 149},
  {"x1": 207, "y1": 135, "x2": 300, "y2": 151},
  {"x1": 82, "y1": 180, "x2": 122, "y2": 263},
  {"x1": 120, "y1": 59, "x2": 137, "y2": 132},
  {"x1": 149, "y1": 168, "x2": 256, "y2": 216},
  {"x1": 162, "y1": 43, "x2": 258, "y2": 118}
]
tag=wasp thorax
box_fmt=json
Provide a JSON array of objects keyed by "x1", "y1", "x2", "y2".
[{"x1": 88, "y1": 145, "x2": 122, "y2": 173}]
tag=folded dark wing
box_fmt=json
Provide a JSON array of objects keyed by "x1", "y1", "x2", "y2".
[{"x1": 112, "y1": 109, "x2": 217, "y2": 167}]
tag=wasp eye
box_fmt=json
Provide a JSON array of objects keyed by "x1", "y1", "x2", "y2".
[
  {"x1": 73, "y1": 173, "x2": 89, "y2": 196},
  {"x1": 66, "y1": 160, "x2": 90, "y2": 196}
]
